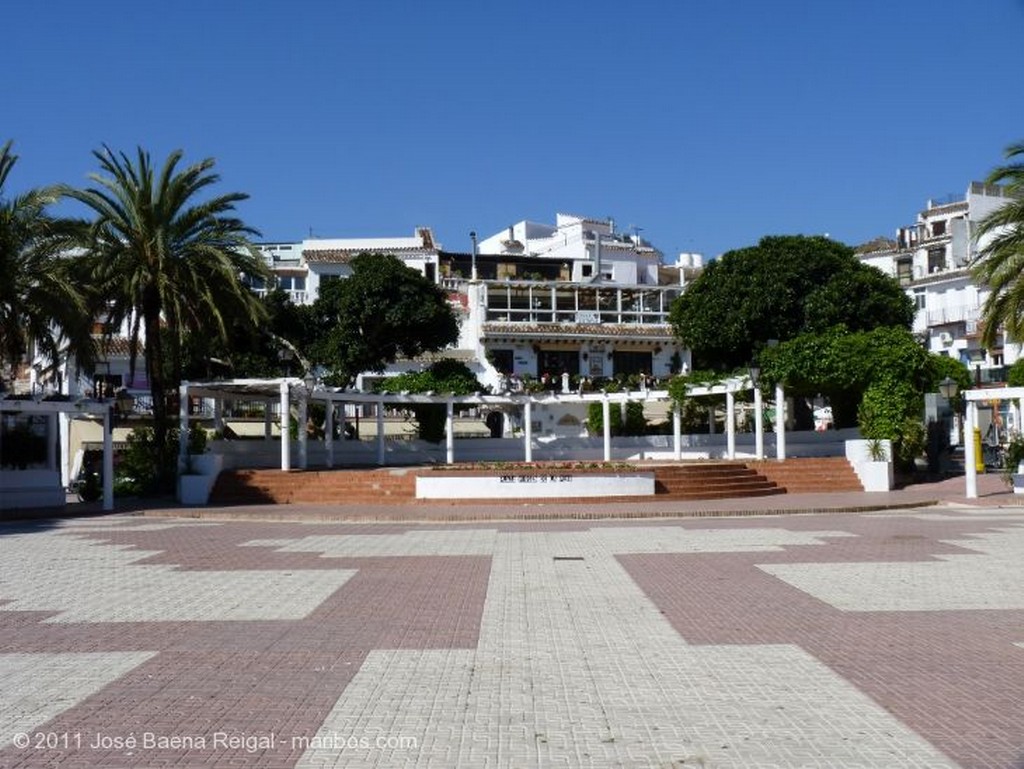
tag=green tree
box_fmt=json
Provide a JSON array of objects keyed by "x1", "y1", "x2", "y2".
[
  {"x1": 670, "y1": 235, "x2": 913, "y2": 370},
  {"x1": 62, "y1": 147, "x2": 267, "y2": 472},
  {"x1": 0, "y1": 141, "x2": 93, "y2": 382},
  {"x1": 973, "y1": 140, "x2": 1024, "y2": 348},
  {"x1": 309, "y1": 253, "x2": 459, "y2": 385},
  {"x1": 759, "y1": 326, "x2": 930, "y2": 429}
]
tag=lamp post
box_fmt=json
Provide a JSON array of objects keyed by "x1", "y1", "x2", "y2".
[
  {"x1": 749, "y1": 359, "x2": 764, "y2": 460},
  {"x1": 938, "y1": 376, "x2": 960, "y2": 447}
]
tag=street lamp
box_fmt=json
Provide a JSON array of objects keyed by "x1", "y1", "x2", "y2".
[
  {"x1": 938, "y1": 376, "x2": 959, "y2": 400},
  {"x1": 748, "y1": 359, "x2": 761, "y2": 387}
]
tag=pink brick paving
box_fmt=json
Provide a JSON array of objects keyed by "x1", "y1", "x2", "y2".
[
  {"x1": 619, "y1": 513, "x2": 1024, "y2": 769},
  {"x1": 0, "y1": 525, "x2": 489, "y2": 768},
  {"x1": 0, "y1": 510, "x2": 1022, "y2": 767}
]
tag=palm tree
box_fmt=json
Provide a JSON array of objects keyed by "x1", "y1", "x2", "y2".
[
  {"x1": 0, "y1": 141, "x2": 93, "y2": 388},
  {"x1": 973, "y1": 140, "x2": 1024, "y2": 348},
  {"x1": 62, "y1": 146, "x2": 268, "y2": 465}
]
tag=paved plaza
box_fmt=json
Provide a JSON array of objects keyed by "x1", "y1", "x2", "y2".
[{"x1": 1, "y1": 501, "x2": 1023, "y2": 767}]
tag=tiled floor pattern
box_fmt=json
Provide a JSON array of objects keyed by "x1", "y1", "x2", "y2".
[{"x1": 0, "y1": 510, "x2": 1021, "y2": 767}]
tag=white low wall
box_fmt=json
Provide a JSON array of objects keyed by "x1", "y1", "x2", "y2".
[
  {"x1": 0, "y1": 470, "x2": 65, "y2": 511},
  {"x1": 209, "y1": 428, "x2": 860, "y2": 469},
  {"x1": 416, "y1": 472, "x2": 655, "y2": 499}
]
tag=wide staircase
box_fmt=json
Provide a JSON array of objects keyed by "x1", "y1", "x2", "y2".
[
  {"x1": 650, "y1": 463, "x2": 783, "y2": 500},
  {"x1": 208, "y1": 458, "x2": 863, "y2": 506},
  {"x1": 748, "y1": 456, "x2": 864, "y2": 494}
]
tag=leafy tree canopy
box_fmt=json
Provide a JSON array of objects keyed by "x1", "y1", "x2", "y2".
[
  {"x1": 308, "y1": 254, "x2": 459, "y2": 386},
  {"x1": 758, "y1": 326, "x2": 966, "y2": 429},
  {"x1": 670, "y1": 235, "x2": 914, "y2": 370}
]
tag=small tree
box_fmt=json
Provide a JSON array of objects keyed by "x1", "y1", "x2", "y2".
[{"x1": 309, "y1": 254, "x2": 459, "y2": 386}]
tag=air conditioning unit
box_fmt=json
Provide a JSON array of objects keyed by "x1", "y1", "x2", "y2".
[{"x1": 938, "y1": 331, "x2": 954, "y2": 347}]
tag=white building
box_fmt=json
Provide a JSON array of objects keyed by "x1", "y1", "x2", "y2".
[
  {"x1": 255, "y1": 214, "x2": 695, "y2": 393},
  {"x1": 857, "y1": 182, "x2": 1016, "y2": 382}
]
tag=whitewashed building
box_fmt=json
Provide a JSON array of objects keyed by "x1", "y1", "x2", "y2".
[
  {"x1": 257, "y1": 214, "x2": 696, "y2": 392},
  {"x1": 857, "y1": 182, "x2": 1016, "y2": 382}
]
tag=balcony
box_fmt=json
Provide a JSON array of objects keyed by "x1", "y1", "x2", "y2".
[{"x1": 925, "y1": 304, "x2": 982, "y2": 328}]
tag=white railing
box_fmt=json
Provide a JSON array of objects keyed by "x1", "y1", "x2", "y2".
[{"x1": 925, "y1": 303, "x2": 982, "y2": 327}]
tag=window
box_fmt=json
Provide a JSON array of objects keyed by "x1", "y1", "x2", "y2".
[
  {"x1": 914, "y1": 290, "x2": 926, "y2": 311},
  {"x1": 928, "y1": 247, "x2": 945, "y2": 274},
  {"x1": 537, "y1": 350, "x2": 580, "y2": 378},
  {"x1": 896, "y1": 258, "x2": 912, "y2": 286},
  {"x1": 613, "y1": 350, "x2": 653, "y2": 377},
  {"x1": 581, "y1": 264, "x2": 593, "y2": 278},
  {"x1": 932, "y1": 220, "x2": 946, "y2": 236}
]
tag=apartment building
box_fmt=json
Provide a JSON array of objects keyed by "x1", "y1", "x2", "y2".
[{"x1": 857, "y1": 182, "x2": 1016, "y2": 382}]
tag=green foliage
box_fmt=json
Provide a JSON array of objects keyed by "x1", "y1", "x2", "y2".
[
  {"x1": 670, "y1": 235, "x2": 913, "y2": 370},
  {"x1": 0, "y1": 140, "x2": 94, "y2": 379},
  {"x1": 759, "y1": 326, "x2": 929, "y2": 428},
  {"x1": 1007, "y1": 358, "x2": 1024, "y2": 388},
  {"x1": 118, "y1": 424, "x2": 208, "y2": 494},
  {"x1": 63, "y1": 146, "x2": 266, "y2": 487},
  {"x1": 586, "y1": 401, "x2": 646, "y2": 437},
  {"x1": 375, "y1": 359, "x2": 483, "y2": 443},
  {"x1": 972, "y1": 140, "x2": 1024, "y2": 348},
  {"x1": 1002, "y1": 433, "x2": 1024, "y2": 485},
  {"x1": 309, "y1": 254, "x2": 459, "y2": 386},
  {"x1": 857, "y1": 378, "x2": 924, "y2": 472}
]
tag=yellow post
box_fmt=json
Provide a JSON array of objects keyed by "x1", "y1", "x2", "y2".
[{"x1": 974, "y1": 427, "x2": 985, "y2": 473}]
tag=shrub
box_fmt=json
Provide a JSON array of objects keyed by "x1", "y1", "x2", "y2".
[{"x1": 858, "y1": 378, "x2": 924, "y2": 473}]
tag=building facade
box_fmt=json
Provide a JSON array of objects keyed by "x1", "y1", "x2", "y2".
[
  {"x1": 256, "y1": 213, "x2": 696, "y2": 392},
  {"x1": 857, "y1": 182, "x2": 1016, "y2": 382}
]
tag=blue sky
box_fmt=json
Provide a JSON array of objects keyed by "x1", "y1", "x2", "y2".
[{"x1": 4, "y1": 1, "x2": 1023, "y2": 259}]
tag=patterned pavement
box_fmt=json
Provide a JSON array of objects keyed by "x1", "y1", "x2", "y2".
[{"x1": 1, "y1": 505, "x2": 1023, "y2": 768}]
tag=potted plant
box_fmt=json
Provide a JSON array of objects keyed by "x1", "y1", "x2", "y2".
[{"x1": 1001, "y1": 434, "x2": 1024, "y2": 493}]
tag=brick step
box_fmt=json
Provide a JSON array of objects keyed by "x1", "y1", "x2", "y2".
[{"x1": 749, "y1": 458, "x2": 863, "y2": 494}]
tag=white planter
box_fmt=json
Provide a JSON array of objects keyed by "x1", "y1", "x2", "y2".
[
  {"x1": 1013, "y1": 463, "x2": 1024, "y2": 494},
  {"x1": 856, "y1": 460, "x2": 894, "y2": 492},
  {"x1": 176, "y1": 454, "x2": 223, "y2": 505}
]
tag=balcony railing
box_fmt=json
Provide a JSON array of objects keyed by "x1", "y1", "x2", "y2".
[{"x1": 925, "y1": 304, "x2": 982, "y2": 327}]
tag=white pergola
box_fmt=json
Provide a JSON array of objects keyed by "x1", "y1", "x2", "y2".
[
  {"x1": 963, "y1": 386, "x2": 1024, "y2": 498},
  {"x1": 179, "y1": 377, "x2": 789, "y2": 471},
  {"x1": 0, "y1": 396, "x2": 116, "y2": 511}
]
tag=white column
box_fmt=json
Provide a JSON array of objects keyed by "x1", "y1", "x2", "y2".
[
  {"x1": 754, "y1": 386, "x2": 765, "y2": 460},
  {"x1": 297, "y1": 395, "x2": 308, "y2": 470},
  {"x1": 376, "y1": 397, "x2": 385, "y2": 465},
  {"x1": 325, "y1": 402, "x2": 335, "y2": 469},
  {"x1": 102, "y1": 405, "x2": 114, "y2": 512},
  {"x1": 264, "y1": 403, "x2": 272, "y2": 441},
  {"x1": 602, "y1": 394, "x2": 612, "y2": 462},
  {"x1": 280, "y1": 380, "x2": 291, "y2": 471},
  {"x1": 524, "y1": 400, "x2": 533, "y2": 462},
  {"x1": 774, "y1": 383, "x2": 786, "y2": 461},
  {"x1": 179, "y1": 382, "x2": 189, "y2": 470},
  {"x1": 445, "y1": 399, "x2": 455, "y2": 465},
  {"x1": 673, "y1": 404, "x2": 682, "y2": 461},
  {"x1": 59, "y1": 412, "x2": 71, "y2": 488},
  {"x1": 725, "y1": 391, "x2": 736, "y2": 460},
  {"x1": 965, "y1": 399, "x2": 977, "y2": 499}
]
